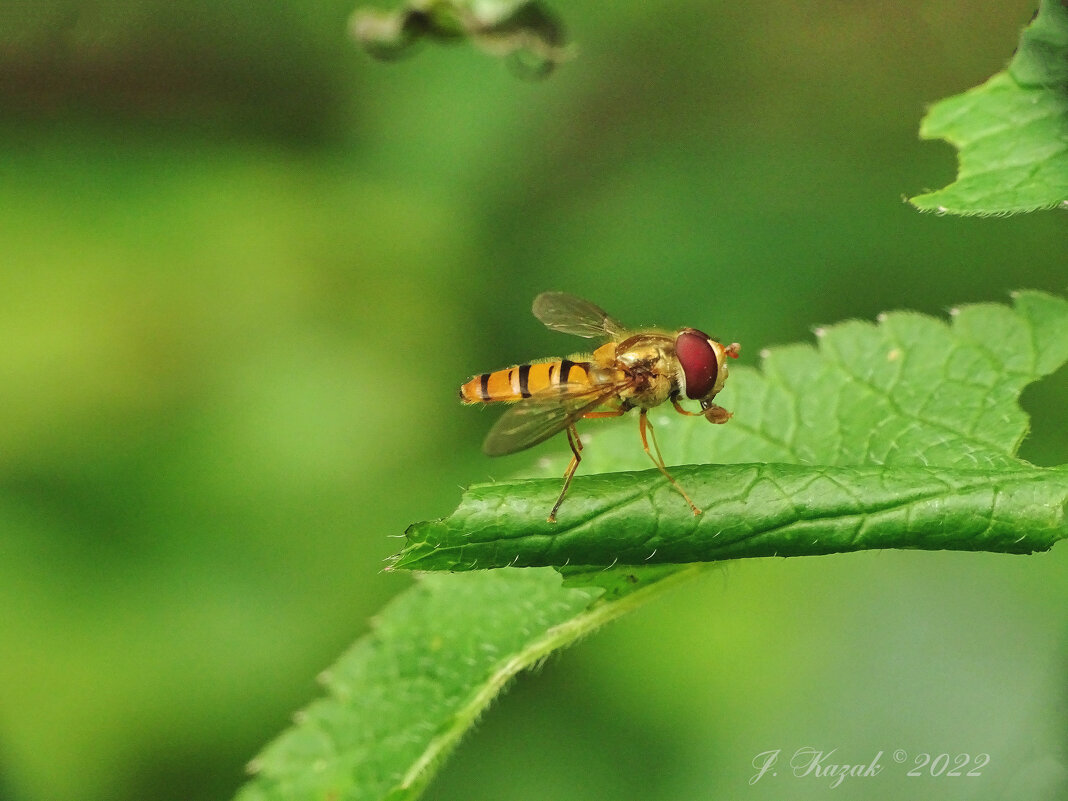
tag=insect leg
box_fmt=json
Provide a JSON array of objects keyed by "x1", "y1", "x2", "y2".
[
  {"x1": 582, "y1": 408, "x2": 627, "y2": 419},
  {"x1": 548, "y1": 424, "x2": 583, "y2": 524},
  {"x1": 639, "y1": 409, "x2": 701, "y2": 516},
  {"x1": 672, "y1": 397, "x2": 732, "y2": 424},
  {"x1": 670, "y1": 398, "x2": 703, "y2": 417},
  {"x1": 699, "y1": 401, "x2": 732, "y2": 424}
]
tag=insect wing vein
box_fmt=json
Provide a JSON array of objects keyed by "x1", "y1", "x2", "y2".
[
  {"x1": 482, "y1": 382, "x2": 625, "y2": 456},
  {"x1": 532, "y1": 292, "x2": 628, "y2": 340}
]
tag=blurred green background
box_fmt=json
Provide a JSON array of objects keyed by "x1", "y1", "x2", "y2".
[{"x1": 1, "y1": 1, "x2": 1066, "y2": 799}]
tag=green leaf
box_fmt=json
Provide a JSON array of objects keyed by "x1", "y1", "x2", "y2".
[
  {"x1": 910, "y1": 0, "x2": 1068, "y2": 214},
  {"x1": 235, "y1": 564, "x2": 706, "y2": 801},
  {"x1": 349, "y1": 0, "x2": 569, "y2": 77},
  {"x1": 235, "y1": 291, "x2": 1067, "y2": 801},
  {"x1": 398, "y1": 291, "x2": 1068, "y2": 570},
  {"x1": 396, "y1": 464, "x2": 1068, "y2": 570}
]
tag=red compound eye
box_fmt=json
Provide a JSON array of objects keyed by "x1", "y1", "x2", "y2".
[{"x1": 675, "y1": 328, "x2": 718, "y2": 399}]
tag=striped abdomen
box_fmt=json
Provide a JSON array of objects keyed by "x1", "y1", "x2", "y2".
[{"x1": 460, "y1": 359, "x2": 592, "y2": 403}]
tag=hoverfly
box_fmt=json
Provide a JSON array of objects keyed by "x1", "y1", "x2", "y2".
[{"x1": 460, "y1": 292, "x2": 741, "y2": 522}]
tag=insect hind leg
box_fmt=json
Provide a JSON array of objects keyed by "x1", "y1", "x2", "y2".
[
  {"x1": 547, "y1": 409, "x2": 626, "y2": 523},
  {"x1": 548, "y1": 424, "x2": 583, "y2": 523},
  {"x1": 638, "y1": 409, "x2": 701, "y2": 516}
]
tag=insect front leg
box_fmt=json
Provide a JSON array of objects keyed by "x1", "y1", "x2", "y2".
[
  {"x1": 700, "y1": 401, "x2": 732, "y2": 424},
  {"x1": 671, "y1": 397, "x2": 732, "y2": 424},
  {"x1": 639, "y1": 408, "x2": 701, "y2": 516},
  {"x1": 548, "y1": 424, "x2": 583, "y2": 524}
]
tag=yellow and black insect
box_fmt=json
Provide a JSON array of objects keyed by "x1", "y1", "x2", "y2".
[{"x1": 461, "y1": 292, "x2": 740, "y2": 522}]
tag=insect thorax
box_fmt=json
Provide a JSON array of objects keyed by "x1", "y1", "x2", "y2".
[{"x1": 613, "y1": 334, "x2": 678, "y2": 409}]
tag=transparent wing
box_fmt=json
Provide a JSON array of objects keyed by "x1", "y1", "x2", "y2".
[
  {"x1": 532, "y1": 292, "x2": 629, "y2": 339},
  {"x1": 483, "y1": 381, "x2": 628, "y2": 456}
]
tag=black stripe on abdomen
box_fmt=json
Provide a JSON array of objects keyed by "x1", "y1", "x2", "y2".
[
  {"x1": 518, "y1": 364, "x2": 532, "y2": 397},
  {"x1": 559, "y1": 359, "x2": 575, "y2": 384},
  {"x1": 479, "y1": 373, "x2": 490, "y2": 401}
]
